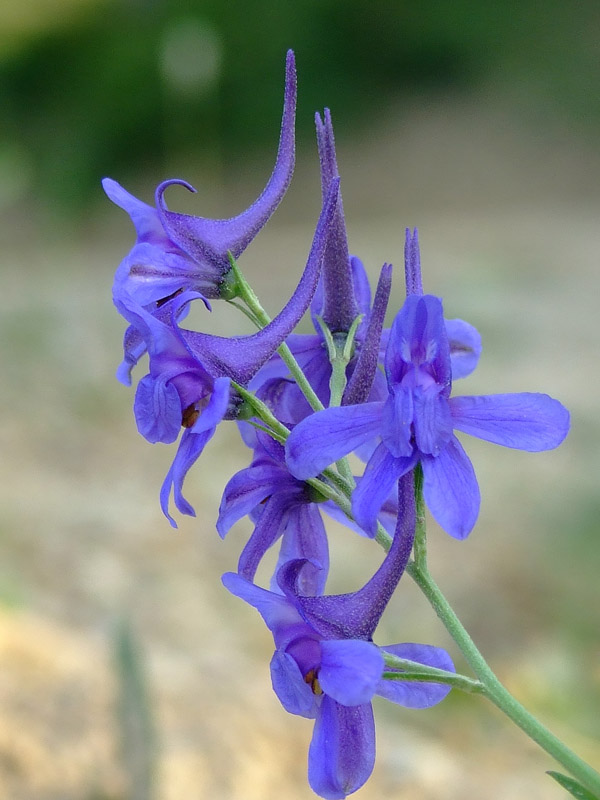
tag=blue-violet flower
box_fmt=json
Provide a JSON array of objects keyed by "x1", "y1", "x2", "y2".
[{"x1": 285, "y1": 230, "x2": 570, "y2": 539}]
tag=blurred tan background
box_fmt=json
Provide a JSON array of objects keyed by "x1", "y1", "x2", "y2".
[{"x1": 1, "y1": 1, "x2": 599, "y2": 798}]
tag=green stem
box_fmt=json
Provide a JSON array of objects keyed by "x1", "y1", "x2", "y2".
[{"x1": 407, "y1": 559, "x2": 600, "y2": 796}]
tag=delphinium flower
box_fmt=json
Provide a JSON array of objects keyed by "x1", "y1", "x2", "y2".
[
  {"x1": 104, "y1": 50, "x2": 297, "y2": 383},
  {"x1": 115, "y1": 179, "x2": 340, "y2": 526},
  {"x1": 286, "y1": 228, "x2": 570, "y2": 539},
  {"x1": 217, "y1": 430, "x2": 331, "y2": 596},
  {"x1": 217, "y1": 429, "x2": 400, "y2": 596},
  {"x1": 223, "y1": 472, "x2": 454, "y2": 799}
]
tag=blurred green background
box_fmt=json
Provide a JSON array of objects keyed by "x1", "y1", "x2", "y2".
[{"x1": 1, "y1": 1, "x2": 599, "y2": 799}]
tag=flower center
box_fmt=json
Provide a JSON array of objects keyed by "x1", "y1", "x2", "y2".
[
  {"x1": 181, "y1": 404, "x2": 200, "y2": 428},
  {"x1": 303, "y1": 668, "x2": 323, "y2": 695}
]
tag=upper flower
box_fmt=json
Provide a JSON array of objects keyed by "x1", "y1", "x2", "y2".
[
  {"x1": 104, "y1": 49, "x2": 297, "y2": 381},
  {"x1": 115, "y1": 176, "x2": 340, "y2": 527},
  {"x1": 286, "y1": 231, "x2": 570, "y2": 539}
]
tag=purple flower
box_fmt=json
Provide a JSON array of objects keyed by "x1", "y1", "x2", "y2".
[
  {"x1": 104, "y1": 50, "x2": 297, "y2": 382},
  {"x1": 286, "y1": 231, "x2": 570, "y2": 540},
  {"x1": 118, "y1": 178, "x2": 340, "y2": 527},
  {"x1": 223, "y1": 473, "x2": 453, "y2": 799},
  {"x1": 218, "y1": 430, "x2": 400, "y2": 594},
  {"x1": 217, "y1": 432, "x2": 330, "y2": 596}
]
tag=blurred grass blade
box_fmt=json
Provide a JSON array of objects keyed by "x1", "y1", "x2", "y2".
[
  {"x1": 114, "y1": 618, "x2": 157, "y2": 800},
  {"x1": 548, "y1": 771, "x2": 600, "y2": 800}
]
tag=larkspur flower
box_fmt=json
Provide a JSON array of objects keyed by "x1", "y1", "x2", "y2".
[
  {"x1": 218, "y1": 431, "x2": 331, "y2": 596},
  {"x1": 117, "y1": 180, "x2": 340, "y2": 526},
  {"x1": 104, "y1": 49, "x2": 297, "y2": 382},
  {"x1": 285, "y1": 229, "x2": 570, "y2": 539},
  {"x1": 217, "y1": 430, "x2": 400, "y2": 595},
  {"x1": 223, "y1": 473, "x2": 453, "y2": 799}
]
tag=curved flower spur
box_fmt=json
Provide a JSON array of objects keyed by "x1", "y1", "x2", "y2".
[{"x1": 104, "y1": 50, "x2": 297, "y2": 382}]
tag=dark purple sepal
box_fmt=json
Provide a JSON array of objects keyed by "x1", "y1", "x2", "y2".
[
  {"x1": 315, "y1": 108, "x2": 358, "y2": 333},
  {"x1": 404, "y1": 227, "x2": 423, "y2": 296},
  {"x1": 342, "y1": 262, "x2": 393, "y2": 406},
  {"x1": 156, "y1": 50, "x2": 296, "y2": 276},
  {"x1": 177, "y1": 178, "x2": 340, "y2": 384},
  {"x1": 278, "y1": 472, "x2": 416, "y2": 640}
]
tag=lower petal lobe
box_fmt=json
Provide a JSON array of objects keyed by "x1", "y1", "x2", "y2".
[
  {"x1": 308, "y1": 696, "x2": 375, "y2": 800},
  {"x1": 421, "y1": 435, "x2": 480, "y2": 539}
]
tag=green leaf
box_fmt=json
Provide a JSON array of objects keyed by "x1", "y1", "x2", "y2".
[{"x1": 547, "y1": 771, "x2": 600, "y2": 800}]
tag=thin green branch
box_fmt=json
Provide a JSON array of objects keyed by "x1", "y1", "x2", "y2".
[{"x1": 407, "y1": 559, "x2": 600, "y2": 796}]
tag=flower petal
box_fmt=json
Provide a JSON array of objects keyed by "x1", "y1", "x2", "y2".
[
  {"x1": 222, "y1": 572, "x2": 307, "y2": 649},
  {"x1": 217, "y1": 463, "x2": 291, "y2": 538},
  {"x1": 134, "y1": 373, "x2": 182, "y2": 444},
  {"x1": 159, "y1": 377, "x2": 230, "y2": 527},
  {"x1": 308, "y1": 696, "x2": 375, "y2": 800},
  {"x1": 385, "y1": 294, "x2": 451, "y2": 392},
  {"x1": 352, "y1": 442, "x2": 416, "y2": 537},
  {"x1": 381, "y1": 386, "x2": 414, "y2": 458},
  {"x1": 421, "y1": 435, "x2": 480, "y2": 539},
  {"x1": 285, "y1": 402, "x2": 384, "y2": 480},
  {"x1": 319, "y1": 640, "x2": 384, "y2": 706},
  {"x1": 270, "y1": 649, "x2": 319, "y2": 718},
  {"x1": 271, "y1": 504, "x2": 330, "y2": 596},
  {"x1": 450, "y1": 393, "x2": 570, "y2": 451},
  {"x1": 445, "y1": 318, "x2": 482, "y2": 379},
  {"x1": 237, "y1": 492, "x2": 294, "y2": 582},
  {"x1": 377, "y1": 643, "x2": 454, "y2": 707},
  {"x1": 412, "y1": 388, "x2": 453, "y2": 456}
]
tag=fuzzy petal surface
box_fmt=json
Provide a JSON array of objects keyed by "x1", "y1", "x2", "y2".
[
  {"x1": 445, "y1": 318, "x2": 482, "y2": 379},
  {"x1": 352, "y1": 442, "x2": 416, "y2": 537},
  {"x1": 286, "y1": 402, "x2": 384, "y2": 480},
  {"x1": 421, "y1": 435, "x2": 480, "y2": 539},
  {"x1": 308, "y1": 696, "x2": 375, "y2": 800},
  {"x1": 319, "y1": 640, "x2": 384, "y2": 706},
  {"x1": 450, "y1": 393, "x2": 570, "y2": 451}
]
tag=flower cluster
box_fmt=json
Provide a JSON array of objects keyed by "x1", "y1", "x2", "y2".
[{"x1": 105, "y1": 51, "x2": 570, "y2": 799}]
